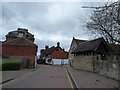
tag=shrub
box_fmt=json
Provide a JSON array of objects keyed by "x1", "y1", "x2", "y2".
[{"x1": 2, "y1": 61, "x2": 21, "y2": 71}]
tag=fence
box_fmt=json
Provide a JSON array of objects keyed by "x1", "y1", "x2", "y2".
[{"x1": 51, "y1": 59, "x2": 69, "y2": 65}]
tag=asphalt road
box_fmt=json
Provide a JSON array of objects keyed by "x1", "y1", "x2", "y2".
[{"x1": 2, "y1": 65, "x2": 72, "y2": 88}]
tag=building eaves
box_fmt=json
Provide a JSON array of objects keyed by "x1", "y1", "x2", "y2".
[{"x1": 72, "y1": 37, "x2": 104, "y2": 54}]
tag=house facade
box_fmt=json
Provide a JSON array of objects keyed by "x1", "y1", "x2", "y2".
[
  {"x1": 2, "y1": 28, "x2": 38, "y2": 67},
  {"x1": 40, "y1": 42, "x2": 68, "y2": 64}
]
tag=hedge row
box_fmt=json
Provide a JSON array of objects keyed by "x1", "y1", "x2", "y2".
[{"x1": 2, "y1": 61, "x2": 21, "y2": 71}]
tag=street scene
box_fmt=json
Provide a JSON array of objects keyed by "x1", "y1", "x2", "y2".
[{"x1": 1, "y1": 0, "x2": 120, "y2": 89}]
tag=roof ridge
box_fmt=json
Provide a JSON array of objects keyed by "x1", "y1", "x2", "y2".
[
  {"x1": 79, "y1": 37, "x2": 103, "y2": 43},
  {"x1": 74, "y1": 38, "x2": 86, "y2": 41}
]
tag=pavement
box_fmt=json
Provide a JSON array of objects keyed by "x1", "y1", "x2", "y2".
[
  {"x1": 64, "y1": 65, "x2": 118, "y2": 88},
  {"x1": 2, "y1": 68, "x2": 36, "y2": 84},
  {"x1": 2, "y1": 65, "x2": 72, "y2": 88}
]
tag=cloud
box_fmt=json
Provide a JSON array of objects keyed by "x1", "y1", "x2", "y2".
[{"x1": 1, "y1": 2, "x2": 104, "y2": 55}]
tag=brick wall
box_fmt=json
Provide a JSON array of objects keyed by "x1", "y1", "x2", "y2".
[
  {"x1": 2, "y1": 46, "x2": 37, "y2": 66},
  {"x1": 2, "y1": 46, "x2": 37, "y2": 56}
]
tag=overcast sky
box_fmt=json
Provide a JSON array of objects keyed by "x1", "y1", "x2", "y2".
[{"x1": 1, "y1": 2, "x2": 106, "y2": 55}]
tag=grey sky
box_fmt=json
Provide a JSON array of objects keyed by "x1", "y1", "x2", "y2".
[{"x1": 1, "y1": 2, "x2": 106, "y2": 55}]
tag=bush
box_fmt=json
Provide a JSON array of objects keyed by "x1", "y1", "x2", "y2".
[{"x1": 2, "y1": 61, "x2": 21, "y2": 71}]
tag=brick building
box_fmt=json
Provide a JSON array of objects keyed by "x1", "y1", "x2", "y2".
[
  {"x1": 2, "y1": 28, "x2": 38, "y2": 67},
  {"x1": 40, "y1": 42, "x2": 68, "y2": 64}
]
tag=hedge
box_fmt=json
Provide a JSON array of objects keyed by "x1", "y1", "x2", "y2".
[{"x1": 2, "y1": 61, "x2": 21, "y2": 71}]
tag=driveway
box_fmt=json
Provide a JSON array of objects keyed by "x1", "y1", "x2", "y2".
[{"x1": 2, "y1": 65, "x2": 72, "y2": 88}]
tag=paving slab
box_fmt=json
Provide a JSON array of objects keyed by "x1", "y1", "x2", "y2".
[{"x1": 65, "y1": 65, "x2": 118, "y2": 88}]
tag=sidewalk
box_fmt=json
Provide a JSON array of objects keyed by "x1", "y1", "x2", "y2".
[
  {"x1": 64, "y1": 65, "x2": 118, "y2": 88},
  {"x1": 2, "y1": 69, "x2": 36, "y2": 84}
]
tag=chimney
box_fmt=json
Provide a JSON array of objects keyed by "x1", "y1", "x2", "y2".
[
  {"x1": 18, "y1": 28, "x2": 28, "y2": 32},
  {"x1": 57, "y1": 42, "x2": 60, "y2": 47},
  {"x1": 45, "y1": 45, "x2": 49, "y2": 49}
]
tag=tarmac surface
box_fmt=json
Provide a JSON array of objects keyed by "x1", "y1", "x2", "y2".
[{"x1": 2, "y1": 65, "x2": 72, "y2": 88}]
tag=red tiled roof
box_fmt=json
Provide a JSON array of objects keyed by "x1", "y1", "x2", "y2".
[{"x1": 2, "y1": 38, "x2": 37, "y2": 47}]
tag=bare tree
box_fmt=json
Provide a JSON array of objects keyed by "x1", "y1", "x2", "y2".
[{"x1": 85, "y1": 1, "x2": 120, "y2": 44}]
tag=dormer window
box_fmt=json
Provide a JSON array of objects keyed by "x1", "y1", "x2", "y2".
[{"x1": 18, "y1": 33, "x2": 24, "y2": 37}]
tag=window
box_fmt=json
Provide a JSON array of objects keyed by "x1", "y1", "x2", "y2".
[
  {"x1": 56, "y1": 49, "x2": 58, "y2": 51},
  {"x1": 18, "y1": 33, "x2": 24, "y2": 37}
]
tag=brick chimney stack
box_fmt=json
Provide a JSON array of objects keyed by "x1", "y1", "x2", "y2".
[
  {"x1": 45, "y1": 45, "x2": 49, "y2": 50},
  {"x1": 57, "y1": 42, "x2": 60, "y2": 47}
]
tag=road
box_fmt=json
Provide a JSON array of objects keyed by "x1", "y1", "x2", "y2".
[{"x1": 3, "y1": 65, "x2": 72, "y2": 88}]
